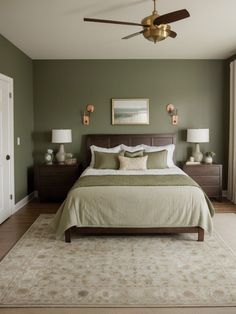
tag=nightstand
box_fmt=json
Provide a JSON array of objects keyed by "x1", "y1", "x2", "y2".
[
  {"x1": 35, "y1": 164, "x2": 80, "y2": 202},
  {"x1": 182, "y1": 164, "x2": 222, "y2": 201}
]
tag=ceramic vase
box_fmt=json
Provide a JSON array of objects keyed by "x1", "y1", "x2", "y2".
[{"x1": 205, "y1": 156, "x2": 213, "y2": 164}]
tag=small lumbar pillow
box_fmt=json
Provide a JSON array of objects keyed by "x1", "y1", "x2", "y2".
[
  {"x1": 144, "y1": 150, "x2": 168, "y2": 169},
  {"x1": 120, "y1": 150, "x2": 144, "y2": 158},
  {"x1": 119, "y1": 155, "x2": 148, "y2": 170},
  {"x1": 121, "y1": 144, "x2": 144, "y2": 152},
  {"x1": 94, "y1": 151, "x2": 119, "y2": 169}
]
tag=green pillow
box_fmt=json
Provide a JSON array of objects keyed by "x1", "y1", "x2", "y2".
[
  {"x1": 144, "y1": 150, "x2": 168, "y2": 169},
  {"x1": 94, "y1": 151, "x2": 119, "y2": 169},
  {"x1": 120, "y1": 150, "x2": 144, "y2": 158}
]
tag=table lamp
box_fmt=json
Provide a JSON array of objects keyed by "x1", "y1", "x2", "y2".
[
  {"x1": 187, "y1": 128, "x2": 209, "y2": 162},
  {"x1": 52, "y1": 129, "x2": 72, "y2": 164}
]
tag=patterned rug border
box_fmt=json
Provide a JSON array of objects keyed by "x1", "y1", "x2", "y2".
[
  {"x1": 212, "y1": 228, "x2": 236, "y2": 258},
  {"x1": 0, "y1": 215, "x2": 47, "y2": 263},
  {"x1": 1, "y1": 214, "x2": 236, "y2": 308}
]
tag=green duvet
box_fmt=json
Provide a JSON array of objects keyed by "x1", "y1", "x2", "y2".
[{"x1": 52, "y1": 174, "x2": 214, "y2": 238}]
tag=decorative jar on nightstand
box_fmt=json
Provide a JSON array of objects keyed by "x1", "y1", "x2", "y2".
[
  {"x1": 204, "y1": 156, "x2": 213, "y2": 164},
  {"x1": 44, "y1": 149, "x2": 54, "y2": 165}
]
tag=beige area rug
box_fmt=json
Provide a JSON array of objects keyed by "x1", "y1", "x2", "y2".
[{"x1": 0, "y1": 214, "x2": 236, "y2": 308}]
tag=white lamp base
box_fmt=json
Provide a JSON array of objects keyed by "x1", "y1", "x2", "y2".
[
  {"x1": 56, "y1": 144, "x2": 66, "y2": 164},
  {"x1": 192, "y1": 143, "x2": 203, "y2": 162}
]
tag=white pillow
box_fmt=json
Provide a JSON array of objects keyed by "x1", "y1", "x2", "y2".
[
  {"x1": 119, "y1": 155, "x2": 148, "y2": 170},
  {"x1": 121, "y1": 144, "x2": 144, "y2": 152},
  {"x1": 143, "y1": 144, "x2": 175, "y2": 167},
  {"x1": 90, "y1": 145, "x2": 122, "y2": 168}
]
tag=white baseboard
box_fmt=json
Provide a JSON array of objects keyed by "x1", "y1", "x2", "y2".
[{"x1": 13, "y1": 191, "x2": 35, "y2": 214}]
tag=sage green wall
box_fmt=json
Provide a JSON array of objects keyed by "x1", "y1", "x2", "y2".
[
  {"x1": 0, "y1": 34, "x2": 34, "y2": 203},
  {"x1": 33, "y1": 60, "x2": 228, "y2": 186}
]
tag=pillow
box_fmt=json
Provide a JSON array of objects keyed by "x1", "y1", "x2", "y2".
[
  {"x1": 121, "y1": 144, "x2": 144, "y2": 152},
  {"x1": 94, "y1": 151, "x2": 119, "y2": 169},
  {"x1": 144, "y1": 150, "x2": 168, "y2": 169},
  {"x1": 120, "y1": 150, "x2": 144, "y2": 158},
  {"x1": 143, "y1": 144, "x2": 175, "y2": 167},
  {"x1": 90, "y1": 145, "x2": 121, "y2": 167},
  {"x1": 119, "y1": 155, "x2": 148, "y2": 170}
]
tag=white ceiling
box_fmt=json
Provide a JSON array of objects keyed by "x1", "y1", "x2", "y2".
[{"x1": 0, "y1": 0, "x2": 236, "y2": 59}]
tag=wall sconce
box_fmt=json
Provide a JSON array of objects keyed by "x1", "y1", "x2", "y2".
[
  {"x1": 166, "y1": 103, "x2": 178, "y2": 125},
  {"x1": 82, "y1": 104, "x2": 95, "y2": 125}
]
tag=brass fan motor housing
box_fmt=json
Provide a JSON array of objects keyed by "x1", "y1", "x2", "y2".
[{"x1": 142, "y1": 13, "x2": 171, "y2": 43}]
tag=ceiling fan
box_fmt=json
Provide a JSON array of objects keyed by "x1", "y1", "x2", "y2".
[{"x1": 84, "y1": 0, "x2": 190, "y2": 44}]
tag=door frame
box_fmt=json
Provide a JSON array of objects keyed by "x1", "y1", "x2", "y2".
[{"x1": 0, "y1": 73, "x2": 15, "y2": 213}]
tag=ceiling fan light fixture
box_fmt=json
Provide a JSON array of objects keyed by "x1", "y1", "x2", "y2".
[{"x1": 143, "y1": 24, "x2": 170, "y2": 43}]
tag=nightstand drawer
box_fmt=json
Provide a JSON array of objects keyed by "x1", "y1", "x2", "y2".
[
  {"x1": 182, "y1": 164, "x2": 222, "y2": 201},
  {"x1": 39, "y1": 175, "x2": 78, "y2": 186},
  {"x1": 202, "y1": 186, "x2": 221, "y2": 197},
  {"x1": 191, "y1": 176, "x2": 220, "y2": 186},
  {"x1": 184, "y1": 165, "x2": 220, "y2": 176},
  {"x1": 39, "y1": 166, "x2": 77, "y2": 175},
  {"x1": 38, "y1": 187, "x2": 71, "y2": 202}
]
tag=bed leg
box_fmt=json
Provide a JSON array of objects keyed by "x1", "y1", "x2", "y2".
[
  {"x1": 198, "y1": 227, "x2": 204, "y2": 242},
  {"x1": 65, "y1": 228, "x2": 71, "y2": 243}
]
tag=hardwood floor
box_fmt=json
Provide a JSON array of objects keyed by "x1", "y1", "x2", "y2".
[
  {"x1": 0, "y1": 201, "x2": 59, "y2": 261},
  {"x1": 213, "y1": 199, "x2": 236, "y2": 213},
  {"x1": 0, "y1": 198, "x2": 235, "y2": 262}
]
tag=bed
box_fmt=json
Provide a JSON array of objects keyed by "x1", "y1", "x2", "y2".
[{"x1": 52, "y1": 133, "x2": 214, "y2": 242}]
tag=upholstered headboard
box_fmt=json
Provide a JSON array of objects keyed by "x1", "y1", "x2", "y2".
[{"x1": 86, "y1": 133, "x2": 176, "y2": 164}]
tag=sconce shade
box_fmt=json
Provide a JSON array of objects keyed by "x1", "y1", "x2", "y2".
[
  {"x1": 86, "y1": 104, "x2": 95, "y2": 113},
  {"x1": 52, "y1": 129, "x2": 72, "y2": 143},
  {"x1": 187, "y1": 129, "x2": 209, "y2": 143}
]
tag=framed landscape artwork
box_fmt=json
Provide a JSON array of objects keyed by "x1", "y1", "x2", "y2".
[{"x1": 112, "y1": 99, "x2": 149, "y2": 125}]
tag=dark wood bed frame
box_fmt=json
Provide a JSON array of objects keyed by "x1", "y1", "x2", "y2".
[{"x1": 64, "y1": 133, "x2": 204, "y2": 242}]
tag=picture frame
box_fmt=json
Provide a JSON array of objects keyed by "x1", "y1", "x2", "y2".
[{"x1": 112, "y1": 99, "x2": 149, "y2": 125}]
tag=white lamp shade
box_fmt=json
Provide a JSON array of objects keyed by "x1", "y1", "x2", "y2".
[
  {"x1": 187, "y1": 129, "x2": 209, "y2": 143},
  {"x1": 52, "y1": 129, "x2": 72, "y2": 143}
]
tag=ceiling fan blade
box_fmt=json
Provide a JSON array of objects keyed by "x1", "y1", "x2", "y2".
[
  {"x1": 168, "y1": 30, "x2": 177, "y2": 38},
  {"x1": 153, "y1": 9, "x2": 190, "y2": 26},
  {"x1": 122, "y1": 30, "x2": 145, "y2": 40},
  {"x1": 84, "y1": 17, "x2": 148, "y2": 27}
]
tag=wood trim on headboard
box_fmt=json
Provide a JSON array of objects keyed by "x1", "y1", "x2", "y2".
[{"x1": 86, "y1": 133, "x2": 176, "y2": 164}]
